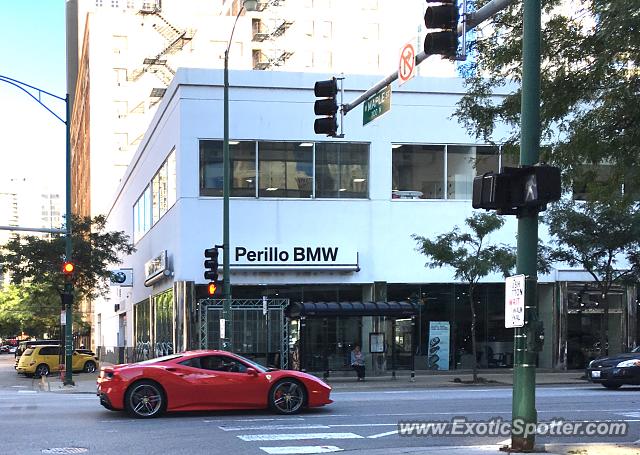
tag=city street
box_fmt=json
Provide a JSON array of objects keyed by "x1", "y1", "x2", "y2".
[{"x1": 2, "y1": 356, "x2": 640, "y2": 455}]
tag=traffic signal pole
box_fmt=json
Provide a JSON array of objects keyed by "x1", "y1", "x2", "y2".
[
  {"x1": 0, "y1": 75, "x2": 74, "y2": 386},
  {"x1": 342, "y1": 0, "x2": 516, "y2": 116},
  {"x1": 510, "y1": 0, "x2": 541, "y2": 450},
  {"x1": 64, "y1": 94, "x2": 74, "y2": 386}
]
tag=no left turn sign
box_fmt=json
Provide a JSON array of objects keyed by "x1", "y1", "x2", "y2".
[{"x1": 398, "y1": 40, "x2": 416, "y2": 86}]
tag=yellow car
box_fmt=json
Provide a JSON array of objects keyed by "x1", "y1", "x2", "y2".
[{"x1": 16, "y1": 345, "x2": 99, "y2": 377}]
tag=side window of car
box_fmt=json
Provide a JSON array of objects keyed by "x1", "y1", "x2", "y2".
[
  {"x1": 218, "y1": 356, "x2": 247, "y2": 373},
  {"x1": 40, "y1": 347, "x2": 52, "y2": 355},
  {"x1": 179, "y1": 358, "x2": 202, "y2": 369},
  {"x1": 196, "y1": 355, "x2": 247, "y2": 373}
]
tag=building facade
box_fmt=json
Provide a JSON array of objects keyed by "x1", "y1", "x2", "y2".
[
  {"x1": 68, "y1": 0, "x2": 453, "y2": 219},
  {"x1": 94, "y1": 69, "x2": 638, "y2": 372}
]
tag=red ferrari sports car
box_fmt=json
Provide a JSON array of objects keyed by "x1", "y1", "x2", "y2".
[{"x1": 97, "y1": 350, "x2": 332, "y2": 418}]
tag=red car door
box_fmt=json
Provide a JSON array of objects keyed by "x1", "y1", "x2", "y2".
[{"x1": 195, "y1": 355, "x2": 269, "y2": 408}]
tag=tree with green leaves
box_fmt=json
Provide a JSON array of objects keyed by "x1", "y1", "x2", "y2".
[
  {"x1": 455, "y1": 0, "x2": 640, "y2": 197},
  {"x1": 0, "y1": 215, "x2": 135, "y2": 323},
  {"x1": 412, "y1": 212, "x2": 516, "y2": 382},
  {"x1": 545, "y1": 199, "x2": 640, "y2": 355}
]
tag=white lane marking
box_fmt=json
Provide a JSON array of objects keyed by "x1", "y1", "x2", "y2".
[
  {"x1": 205, "y1": 417, "x2": 306, "y2": 423},
  {"x1": 621, "y1": 412, "x2": 640, "y2": 418},
  {"x1": 260, "y1": 447, "x2": 343, "y2": 454},
  {"x1": 220, "y1": 424, "x2": 330, "y2": 431},
  {"x1": 238, "y1": 433, "x2": 363, "y2": 442},
  {"x1": 497, "y1": 439, "x2": 511, "y2": 445},
  {"x1": 367, "y1": 429, "x2": 398, "y2": 439},
  {"x1": 330, "y1": 423, "x2": 396, "y2": 428},
  {"x1": 17, "y1": 390, "x2": 37, "y2": 394},
  {"x1": 10, "y1": 385, "x2": 27, "y2": 388}
]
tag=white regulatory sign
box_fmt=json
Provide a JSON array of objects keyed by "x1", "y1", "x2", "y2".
[{"x1": 505, "y1": 274, "x2": 525, "y2": 328}]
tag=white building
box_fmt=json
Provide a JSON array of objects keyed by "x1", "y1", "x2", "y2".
[
  {"x1": 94, "y1": 68, "x2": 637, "y2": 372},
  {"x1": 69, "y1": 0, "x2": 454, "y2": 218}
]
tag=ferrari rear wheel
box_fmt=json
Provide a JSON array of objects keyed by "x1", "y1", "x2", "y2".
[
  {"x1": 270, "y1": 379, "x2": 306, "y2": 415},
  {"x1": 125, "y1": 380, "x2": 166, "y2": 418}
]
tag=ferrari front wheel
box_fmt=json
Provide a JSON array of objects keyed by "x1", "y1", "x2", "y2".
[
  {"x1": 270, "y1": 379, "x2": 306, "y2": 415},
  {"x1": 125, "y1": 380, "x2": 166, "y2": 418}
]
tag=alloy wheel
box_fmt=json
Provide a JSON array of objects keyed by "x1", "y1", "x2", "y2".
[
  {"x1": 271, "y1": 380, "x2": 305, "y2": 414},
  {"x1": 127, "y1": 382, "x2": 163, "y2": 418}
]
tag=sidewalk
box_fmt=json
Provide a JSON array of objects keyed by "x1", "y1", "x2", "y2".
[
  {"x1": 363, "y1": 442, "x2": 640, "y2": 454},
  {"x1": 323, "y1": 370, "x2": 588, "y2": 390}
]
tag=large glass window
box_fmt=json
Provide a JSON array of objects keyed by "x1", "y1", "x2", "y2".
[
  {"x1": 258, "y1": 142, "x2": 312, "y2": 198},
  {"x1": 133, "y1": 299, "x2": 151, "y2": 361},
  {"x1": 200, "y1": 140, "x2": 256, "y2": 197},
  {"x1": 316, "y1": 143, "x2": 368, "y2": 198},
  {"x1": 392, "y1": 145, "x2": 445, "y2": 199},
  {"x1": 153, "y1": 290, "x2": 174, "y2": 358},
  {"x1": 133, "y1": 150, "x2": 176, "y2": 243},
  {"x1": 447, "y1": 145, "x2": 499, "y2": 200},
  {"x1": 199, "y1": 140, "x2": 369, "y2": 199}
]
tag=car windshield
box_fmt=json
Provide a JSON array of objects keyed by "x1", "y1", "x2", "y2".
[
  {"x1": 135, "y1": 354, "x2": 183, "y2": 365},
  {"x1": 233, "y1": 353, "x2": 268, "y2": 373}
]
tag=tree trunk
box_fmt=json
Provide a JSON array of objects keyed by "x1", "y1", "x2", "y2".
[{"x1": 469, "y1": 286, "x2": 478, "y2": 383}]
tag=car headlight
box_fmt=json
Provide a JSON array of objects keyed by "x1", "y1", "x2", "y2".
[{"x1": 616, "y1": 359, "x2": 640, "y2": 368}]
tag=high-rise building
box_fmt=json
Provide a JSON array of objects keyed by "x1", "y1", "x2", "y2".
[{"x1": 68, "y1": 0, "x2": 454, "y2": 217}]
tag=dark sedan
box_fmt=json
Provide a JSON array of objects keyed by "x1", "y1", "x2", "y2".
[{"x1": 586, "y1": 346, "x2": 640, "y2": 389}]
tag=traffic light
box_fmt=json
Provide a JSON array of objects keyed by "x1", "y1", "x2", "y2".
[
  {"x1": 204, "y1": 247, "x2": 220, "y2": 282},
  {"x1": 424, "y1": 0, "x2": 459, "y2": 59},
  {"x1": 472, "y1": 165, "x2": 561, "y2": 215},
  {"x1": 314, "y1": 78, "x2": 339, "y2": 136},
  {"x1": 62, "y1": 261, "x2": 75, "y2": 282},
  {"x1": 207, "y1": 282, "x2": 218, "y2": 296}
]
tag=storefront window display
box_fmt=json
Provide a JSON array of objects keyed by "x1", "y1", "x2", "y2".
[
  {"x1": 133, "y1": 299, "x2": 151, "y2": 361},
  {"x1": 153, "y1": 289, "x2": 174, "y2": 357}
]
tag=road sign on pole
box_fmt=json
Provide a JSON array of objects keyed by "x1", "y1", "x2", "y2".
[
  {"x1": 505, "y1": 274, "x2": 525, "y2": 328},
  {"x1": 363, "y1": 84, "x2": 391, "y2": 126},
  {"x1": 398, "y1": 40, "x2": 417, "y2": 86}
]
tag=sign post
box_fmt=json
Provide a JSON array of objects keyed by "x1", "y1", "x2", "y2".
[{"x1": 363, "y1": 85, "x2": 391, "y2": 126}]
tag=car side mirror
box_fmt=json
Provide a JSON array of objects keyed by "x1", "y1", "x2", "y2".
[{"x1": 246, "y1": 367, "x2": 258, "y2": 376}]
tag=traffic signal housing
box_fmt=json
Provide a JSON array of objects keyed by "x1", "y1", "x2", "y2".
[
  {"x1": 62, "y1": 261, "x2": 75, "y2": 283},
  {"x1": 204, "y1": 247, "x2": 220, "y2": 282},
  {"x1": 314, "y1": 78, "x2": 339, "y2": 136},
  {"x1": 472, "y1": 164, "x2": 561, "y2": 215},
  {"x1": 424, "y1": 0, "x2": 459, "y2": 59},
  {"x1": 207, "y1": 282, "x2": 218, "y2": 296}
]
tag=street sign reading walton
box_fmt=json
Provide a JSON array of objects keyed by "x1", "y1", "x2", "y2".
[
  {"x1": 363, "y1": 84, "x2": 391, "y2": 126},
  {"x1": 505, "y1": 274, "x2": 525, "y2": 328}
]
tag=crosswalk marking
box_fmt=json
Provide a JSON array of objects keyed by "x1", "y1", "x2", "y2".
[
  {"x1": 238, "y1": 433, "x2": 363, "y2": 442},
  {"x1": 259, "y1": 447, "x2": 343, "y2": 454},
  {"x1": 367, "y1": 429, "x2": 398, "y2": 439}
]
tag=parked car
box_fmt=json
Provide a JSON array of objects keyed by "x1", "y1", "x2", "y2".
[
  {"x1": 16, "y1": 345, "x2": 99, "y2": 377},
  {"x1": 14, "y1": 340, "x2": 61, "y2": 367},
  {"x1": 0, "y1": 345, "x2": 9, "y2": 354},
  {"x1": 586, "y1": 346, "x2": 640, "y2": 389},
  {"x1": 97, "y1": 350, "x2": 333, "y2": 418}
]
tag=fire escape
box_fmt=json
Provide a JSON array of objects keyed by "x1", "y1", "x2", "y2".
[
  {"x1": 251, "y1": 1, "x2": 294, "y2": 70},
  {"x1": 129, "y1": 3, "x2": 194, "y2": 100}
]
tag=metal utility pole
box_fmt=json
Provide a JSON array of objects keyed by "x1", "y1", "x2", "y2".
[
  {"x1": 0, "y1": 74, "x2": 74, "y2": 386},
  {"x1": 510, "y1": 0, "x2": 541, "y2": 451}
]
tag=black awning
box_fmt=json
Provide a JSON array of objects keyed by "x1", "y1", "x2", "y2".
[{"x1": 286, "y1": 301, "x2": 418, "y2": 318}]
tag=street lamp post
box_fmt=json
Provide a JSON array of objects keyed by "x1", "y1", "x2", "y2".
[
  {"x1": 222, "y1": 0, "x2": 258, "y2": 350},
  {"x1": 0, "y1": 75, "x2": 74, "y2": 385}
]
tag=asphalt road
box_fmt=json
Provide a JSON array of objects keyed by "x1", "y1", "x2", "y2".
[{"x1": 1, "y1": 355, "x2": 639, "y2": 455}]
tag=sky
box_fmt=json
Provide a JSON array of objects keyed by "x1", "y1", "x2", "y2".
[{"x1": 0, "y1": 0, "x2": 67, "y2": 197}]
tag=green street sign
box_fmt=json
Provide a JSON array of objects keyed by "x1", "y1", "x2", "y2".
[{"x1": 363, "y1": 85, "x2": 391, "y2": 126}]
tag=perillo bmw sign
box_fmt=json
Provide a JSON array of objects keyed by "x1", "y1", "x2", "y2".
[{"x1": 233, "y1": 245, "x2": 359, "y2": 271}]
